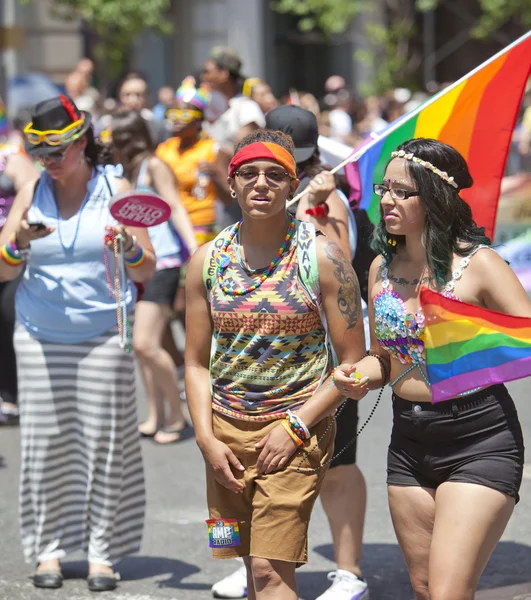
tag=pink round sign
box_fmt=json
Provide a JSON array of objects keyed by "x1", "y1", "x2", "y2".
[{"x1": 109, "y1": 190, "x2": 171, "y2": 228}]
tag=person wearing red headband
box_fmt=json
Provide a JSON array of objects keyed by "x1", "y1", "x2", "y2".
[{"x1": 185, "y1": 129, "x2": 366, "y2": 600}]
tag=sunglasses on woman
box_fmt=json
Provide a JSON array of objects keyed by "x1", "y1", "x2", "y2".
[
  {"x1": 24, "y1": 118, "x2": 85, "y2": 146},
  {"x1": 166, "y1": 109, "x2": 203, "y2": 124},
  {"x1": 37, "y1": 143, "x2": 74, "y2": 164}
]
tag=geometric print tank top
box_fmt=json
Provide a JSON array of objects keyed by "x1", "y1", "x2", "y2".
[{"x1": 209, "y1": 232, "x2": 331, "y2": 422}]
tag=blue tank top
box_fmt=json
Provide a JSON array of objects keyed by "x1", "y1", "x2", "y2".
[
  {"x1": 136, "y1": 158, "x2": 185, "y2": 269},
  {"x1": 16, "y1": 164, "x2": 137, "y2": 343}
]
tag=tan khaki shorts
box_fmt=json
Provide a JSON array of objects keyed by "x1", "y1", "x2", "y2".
[{"x1": 206, "y1": 411, "x2": 335, "y2": 564}]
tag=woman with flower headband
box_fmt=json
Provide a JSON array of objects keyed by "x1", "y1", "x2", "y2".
[
  {"x1": 0, "y1": 95, "x2": 156, "y2": 591},
  {"x1": 185, "y1": 129, "x2": 366, "y2": 600},
  {"x1": 333, "y1": 138, "x2": 528, "y2": 600},
  {"x1": 0, "y1": 97, "x2": 39, "y2": 423}
]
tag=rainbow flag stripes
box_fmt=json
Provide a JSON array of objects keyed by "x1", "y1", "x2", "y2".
[
  {"x1": 357, "y1": 33, "x2": 531, "y2": 239},
  {"x1": 206, "y1": 518, "x2": 241, "y2": 548},
  {"x1": 420, "y1": 288, "x2": 531, "y2": 403}
]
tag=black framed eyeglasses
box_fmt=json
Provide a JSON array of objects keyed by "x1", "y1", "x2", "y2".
[
  {"x1": 234, "y1": 170, "x2": 292, "y2": 186},
  {"x1": 373, "y1": 184, "x2": 419, "y2": 201}
]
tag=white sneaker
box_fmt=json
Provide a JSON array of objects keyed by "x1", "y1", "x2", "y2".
[
  {"x1": 211, "y1": 564, "x2": 248, "y2": 598},
  {"x1": 315, "y1": 569, "x2": 369, "y2": 600}
]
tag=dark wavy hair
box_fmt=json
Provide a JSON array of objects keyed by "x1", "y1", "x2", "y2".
[
  {"x1": 234, "y1": 129, "x2": 295, "y2": 157},
  {"x1": 371, "y1": 138, "x2": 491, "y2": 288},
  {"x1": 109, "y1": 110, "x2": 154, "y2": 181},
  {"x1": 84, "y1": 126, "x2": 113, "y2": 167}
]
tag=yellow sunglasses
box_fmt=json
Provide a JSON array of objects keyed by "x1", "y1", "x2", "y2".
[
  {"x1": 24, "y1": 118, "x2": 85, "y2": 146},
  {"x1": 166, "y1": 109, "x2": 203, "y2": 124}
]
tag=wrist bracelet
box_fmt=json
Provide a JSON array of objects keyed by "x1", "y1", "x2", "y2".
[
  {"x1": 1, "y1": 234, "x2": 27, "y2": 266},
  {"x1": 124, "y1": 234, "x2": 139, "y2": 256},
  {"x1": 281, "y1": 420, "x2": 304, "y2": 447},
  {"x1": 286, "y1": 409, "x2": 310, "y2": 441},
  {"x1": 366, "y1": 351, "x2": 389, "y2": 384},
  {"x1": 1, "y1": 242, "x2": 23, "y2": 266},
  {"x1": 124, "y1": 245, "x2": 146, "y2": 268}
]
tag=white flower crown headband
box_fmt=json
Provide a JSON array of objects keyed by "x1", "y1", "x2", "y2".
[{"x1": 391, "y1": 149, "x2": 459, "y2": 189}]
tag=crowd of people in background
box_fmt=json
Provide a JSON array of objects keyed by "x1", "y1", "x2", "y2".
[{"x1": 0, "y1": 43, "x2": 530, "y2": 600}]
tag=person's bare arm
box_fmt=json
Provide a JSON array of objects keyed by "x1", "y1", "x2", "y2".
[
  {"x1": 333, "y1": 255, "x2": 390, "y2": 398},
  {"x1": 295, "y1": 236, "x2": 366, "y2": 425},
  {"x1": 148, "y1": 156, "x2": 198, "y2": 254},
  {"x1": 472, "y1": 248, "x2": 531, "y2": 317},
  {"x1": 0, "y1": 180, "x2": 55, "y2": 282},
  {"x1": 185, "y1": 244, "x2": 245, "y2": 492},
  {"x1": 295, "y1": 171, "x2": 352, "y2": 260},
  {"x1": 256, "y1": 237, "x2": 366, "y2": 474},
  {"x1": 5, "y1": 153, "x2": 40, "y2": 192}
]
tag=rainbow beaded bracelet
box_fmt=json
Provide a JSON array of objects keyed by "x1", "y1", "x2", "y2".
[
  {"x1": 124, "y1": 246, "x2": 146, "y2": 268},
  {"x1": 1, "y1": 235, "x2": 25, "y2": 267}
]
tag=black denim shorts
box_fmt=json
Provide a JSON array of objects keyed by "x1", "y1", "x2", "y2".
[
  {"x1": 141, "y1": 267, "x2": 180, "y2": 306},
  {"x1": 330, "y1": 399, "x2": 359, "y2": 468},
  {"x1": 387, "y1": 384, "x2": 525, "y2": 502}
]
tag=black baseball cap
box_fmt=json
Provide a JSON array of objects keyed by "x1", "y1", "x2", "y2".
[{"x1": 265, "y1": 105, "x2": 318, "y2": 164}]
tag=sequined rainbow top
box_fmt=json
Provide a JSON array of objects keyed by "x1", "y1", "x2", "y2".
[{"x1": 373, "y1": 246, "x2": 488, "y2": 370}]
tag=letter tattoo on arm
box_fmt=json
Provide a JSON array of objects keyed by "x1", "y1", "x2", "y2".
[{"x1": 324, "y1": 241, "x2": 361, "y2": 330}]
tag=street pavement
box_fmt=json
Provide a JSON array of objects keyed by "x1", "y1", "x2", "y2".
[{"x1": 1, "y1": 378, "x2": 530, "y2": 600}]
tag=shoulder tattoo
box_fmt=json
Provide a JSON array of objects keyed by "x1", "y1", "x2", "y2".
[{"x1": 324, "y1": 241, "x2": 361, "y2": 330}]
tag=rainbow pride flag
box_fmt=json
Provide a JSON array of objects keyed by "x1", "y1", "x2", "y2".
[
  {"x1": 420, "y1": 287, "x2": 531, "y2": 402},
  {"x1": 354, "y1": 32, "x2": 531, "y2": 239}
]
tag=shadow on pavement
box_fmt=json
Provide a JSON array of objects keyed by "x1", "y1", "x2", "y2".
[
  {"x1": 301, "y1": 541, "x2": 531, "y2": 600},
  {"x1": 62, "y1": 556, "x2": 211, "y2": 591}
]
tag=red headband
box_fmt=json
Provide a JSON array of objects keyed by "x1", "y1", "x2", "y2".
[{"x1": 229, "y1": 142, "x2": 296, "y2": 178}]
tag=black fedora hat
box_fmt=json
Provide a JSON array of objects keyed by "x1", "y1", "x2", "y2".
[{"x1": 24, "y1": 94, "x2": 92, "y2": 156}]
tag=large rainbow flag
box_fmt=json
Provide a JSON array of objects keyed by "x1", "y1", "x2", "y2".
[
  {"x1": 420, "y1": 287, "x2": 531, "y2": 402},
  {"x1": 352, "y1": 31, "x2": 531, "y2": 239}
]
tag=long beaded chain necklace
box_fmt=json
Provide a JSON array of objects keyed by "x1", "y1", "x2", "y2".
[
  {"x1": 103, "y1": 230, "x2": 132, "y2": 352},
  {"x1": 54, "y1": 177, "x2": 93, "y2": 251},
  {"x1": 216, "y1": 215, "x2": 296, "y2": 296}
]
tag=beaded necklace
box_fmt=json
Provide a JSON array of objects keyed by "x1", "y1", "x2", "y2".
[
  {"x1": 216, "y1": 214, "x2": 296, "y2": 296},
  {"x1": 103, "y1": 231, "x2": 132, "y2": 352},
  {"x1": 54, "y1": 175, "x2": 93, "y2": 251}
]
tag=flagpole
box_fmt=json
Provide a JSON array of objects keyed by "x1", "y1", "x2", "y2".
[{"x1": 286, "y1": 30, "x2": 531, "y2": 209}]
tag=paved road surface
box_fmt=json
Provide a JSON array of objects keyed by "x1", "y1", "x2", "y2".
[{"x1": 1, "y1": 379, "x2": 530, "y2": 600}]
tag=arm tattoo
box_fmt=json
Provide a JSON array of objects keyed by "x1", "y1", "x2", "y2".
[{"x1": 324, "y1": 242, "x2": 361, "y2": 330}]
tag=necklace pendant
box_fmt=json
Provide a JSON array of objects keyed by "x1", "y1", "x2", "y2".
[{"x1": 215, "y1": 252, "x2": 231, "y2": 269}]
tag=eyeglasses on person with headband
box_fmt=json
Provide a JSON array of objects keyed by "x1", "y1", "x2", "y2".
[
  {"x1": 373, "y1": 183, "x2": 419, "y2": 201},
  {"x1": 24, "y1": 117, "x2": 85, "y2": 146},
  {"x1": 234, "y1": 169, "x2": 293, "y2": 187}
]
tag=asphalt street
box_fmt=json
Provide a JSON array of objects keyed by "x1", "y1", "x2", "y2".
[{"x1": 1, "y1": 377, "x2": 530, "y2": 600}]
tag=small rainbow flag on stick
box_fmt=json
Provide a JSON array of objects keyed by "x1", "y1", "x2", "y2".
[
  {"x1": 420, "y1": 288, "x2": 531, "y2": 403},
  {"x1": 350, "y1": 31, "x2": 531, "y2": 239}
]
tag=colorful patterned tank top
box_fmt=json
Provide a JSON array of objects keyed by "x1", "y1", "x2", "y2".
[{"x1": 208, "y1": 231, "x2": 331, "y2": 422}]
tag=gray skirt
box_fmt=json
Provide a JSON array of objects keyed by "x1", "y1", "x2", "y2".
[{"x1": 15, "y1": 325, "x2": 145, "y2": 565}]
